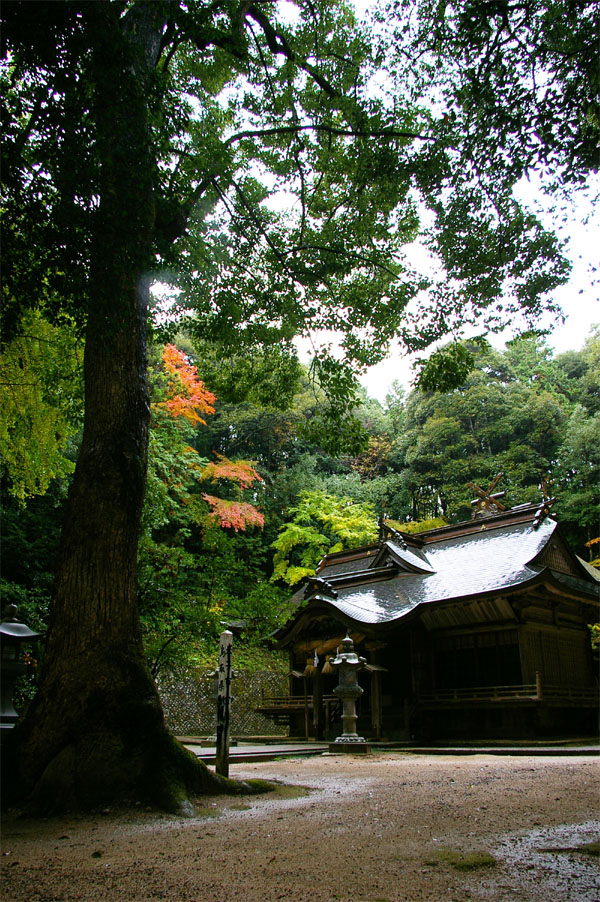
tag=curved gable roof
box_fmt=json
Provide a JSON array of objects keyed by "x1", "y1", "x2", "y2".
[
  {"x1": 323, "y1": 518, "x2": 558, "y2": 626},
  {"x1": 276, "y1": 510, "x2": 599, "y2": 646}
]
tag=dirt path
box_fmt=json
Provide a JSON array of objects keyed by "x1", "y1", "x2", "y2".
[{"x1": 2, "y1": 753, "x2": 598, "y2": 901}]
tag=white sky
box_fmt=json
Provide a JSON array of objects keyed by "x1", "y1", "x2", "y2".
[
  {"x1": 359, "y1": 180, "x2": 600, "y2": 402},
  {"x1": 345, "y1": 0, "x2": 600, "y2": 401}
]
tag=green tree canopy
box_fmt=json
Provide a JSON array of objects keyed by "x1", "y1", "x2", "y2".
[
  {"x1": 272, "y1": 489, "x2": 378, "y2": 586},
  {"x1": 387, "y1": 0, "x2": 599, "y2": 187},
  {"x1": 554, "y1": 404, "x2": 600, "y2": 547},
  {"x1": 380, "y1": 0, "x2": 598, "y2": 386},
  {"x1": 0, "y1": 309, "x2": 83, "y2": 501}
]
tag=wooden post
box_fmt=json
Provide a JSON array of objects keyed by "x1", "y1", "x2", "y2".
[
  {"x1": 313, "y1": 669, "x2": 323, "y2": 740},
  {"x1": 303, "y1": 676, "x2": 309, "y2": 739},
  {"x1": 371, "y1": 671, "x2": 382, "y2": 741},
  {"x1": 215, "y1": 630, "x2": 233, "y2": 777}
]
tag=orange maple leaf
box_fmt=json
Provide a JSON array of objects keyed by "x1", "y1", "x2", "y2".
[
  {"x1": 202, "y1": 495, "x2": 265, "y2": 532},
  {"x1": 160, "y1": 344, "x2": 216, "y2": 424},
  {"x1": 200, "y1": 453, "x2": 262, "y2": 489}
]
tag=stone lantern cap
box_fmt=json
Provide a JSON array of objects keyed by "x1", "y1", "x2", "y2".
[
  {"x1": 0, "y1": 604, "x2": 42, "y2": 642},
  {"x1": 329, "y1": 633, "x2": 366, "y2": 667}
]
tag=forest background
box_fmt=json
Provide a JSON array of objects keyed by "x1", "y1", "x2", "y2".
[{"x1": 3, "y1": 323, "x2": 599, "y2": 689}]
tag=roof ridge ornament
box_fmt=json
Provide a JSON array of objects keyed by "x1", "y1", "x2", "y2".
[
  {"x1": 388, "y1": 531, "x2": 408, "y2": 550},
  {"x1": 533, "y1": 497, "x2": 557, "y2": 530},
  {"x1": 381, "y1": 522, "x2": 412, "y2": 548},
  {"x1": 468, "y1": 473, "x2": 507, "y2": 519},
  {"x1": 533, "y1": 477, "x2": 558, "y2": 529}
]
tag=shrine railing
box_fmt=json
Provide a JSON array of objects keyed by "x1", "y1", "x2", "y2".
[
  {"x1": 418, "y1": 682, "x2": 598, "y2": 705},
  {"x1": 537, "y1": 684, "x2": 599, "y2": 703},
  {"x1": 257, "y1": 693, "x2": 339, "y2": 711},
  {"x1": 419, "y1": 684, "x2": 537, "y2": 702}
]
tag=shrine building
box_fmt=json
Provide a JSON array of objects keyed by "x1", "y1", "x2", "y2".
[{"x1": 258, "y1": 501, "x2": 599, "y2": 741}]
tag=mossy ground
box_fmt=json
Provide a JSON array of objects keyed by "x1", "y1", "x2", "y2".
[
  {"x1": 537, "y1": 840, "x2": 599, "y2": 857},
  {"x1": 189, "y1": 781, "x2": 312, "y2": 818},
  {"x1": 424, "y1": 848, "x2": 497, "y2": 871}
]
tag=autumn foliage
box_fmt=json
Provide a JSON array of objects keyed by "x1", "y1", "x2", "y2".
[
  {"x1": 201, "y1": 495, "x2": 265, "y2": 532},
  {"x1": 160, "y1": 344, "x2": 216, "y2": 424},
  {"x1": 200, "y1": 454, "x2": 262, "y2": 490},
  {"x1": 151, "y1": 344, "x2": 264, "y2": 533},
  {"x1": 200, "y1": 454, "x2": 264, "y2": 529}
]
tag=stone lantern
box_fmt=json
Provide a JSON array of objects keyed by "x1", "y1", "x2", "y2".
[
  {"x1": 328, "y1": 634, "x2": 371, "y2": 754},
  {"x1": 0, "y1": 604, "x2": 41, "y2": 729}
]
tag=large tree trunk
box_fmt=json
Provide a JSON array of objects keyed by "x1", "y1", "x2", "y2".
[{"x1": 13, "y1": 3, "x2": 232, "y2": 815}]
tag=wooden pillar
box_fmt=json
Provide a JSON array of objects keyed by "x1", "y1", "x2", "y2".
[
  {"x1": 215, "y1": 630, "x2": 233, "y2": 778},
  {"x1": 313, "y1": 669, "x2": 323, "y2": 740},
  {"x1": 371, "y1": 671, "x2": 382, "y2": 741},
  {"x1": 303, "y1": 677, "x2": 309, "y2": 739}
]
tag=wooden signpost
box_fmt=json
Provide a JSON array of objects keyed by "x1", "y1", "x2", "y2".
[{"x1": 215, "y1": 629, "x2": 233, "y2": 777}]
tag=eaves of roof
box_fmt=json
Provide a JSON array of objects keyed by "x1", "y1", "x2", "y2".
[
  {"x1": 274, "y1": 563, "x2": 600, "y2": 647},
  {"x1": 276, "y1": 517, "x2": 593, "y2": 640}
]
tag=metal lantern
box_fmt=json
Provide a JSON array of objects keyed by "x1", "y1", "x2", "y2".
[{"x1": 0, "y1": 604, "x2": 42, "y2": 729}]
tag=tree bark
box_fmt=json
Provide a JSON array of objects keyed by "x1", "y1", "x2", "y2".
[{"x1": 13, "y1": 2, "x2": 234, "y2": 815}]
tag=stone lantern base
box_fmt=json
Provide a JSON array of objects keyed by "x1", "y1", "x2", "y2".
[{"x1": 328, "y1": 740, "x2": 371, "y2": 754}]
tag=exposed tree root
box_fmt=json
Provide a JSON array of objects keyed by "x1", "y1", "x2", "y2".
[
  {"x1": 4, "y1": 727, "x2": 274, "y2": 818},
  {"x1": 4, "y1": 666, "x2": 275, "y2": 817}
]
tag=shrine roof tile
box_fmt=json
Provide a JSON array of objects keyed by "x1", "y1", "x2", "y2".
[{"x1": 309, "y1": 519, "x2": 559, "y2": 626}]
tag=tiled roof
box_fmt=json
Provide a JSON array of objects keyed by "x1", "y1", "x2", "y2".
[
  {"x1": 378, "y1": 539, "x2": 435, "y2": 573},
  {"x1": 319, "y1": 556, "x2": 374, "y2": 578},
  {"x1": 325, "y1": 519, "x2": 557, "y2": 625},
  {"x1": 279, "y1": 510, "x2": 599, "y2": 639}
]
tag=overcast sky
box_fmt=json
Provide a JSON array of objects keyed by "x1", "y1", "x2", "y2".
[
  {"x1": 347, "y1": 0, "x2": 599, "y2": 401},
  {"x1": 359, "y1": 176, "x2": 599, "y2": 402}
]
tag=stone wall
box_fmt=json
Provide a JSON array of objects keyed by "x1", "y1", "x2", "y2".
[{"x1": 157, "y1": 668, "x2": 288, "y2": 737}]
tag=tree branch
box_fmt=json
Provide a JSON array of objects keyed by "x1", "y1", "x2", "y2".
[
  {"x1": 285, "y1": 244, "x2": 400, "y2": 278},
  {"x1": 173, "y1": 4, "x2": 249, "y2": 62},
  {"x1": 155, "y1": 175, "x2": 215, "y2": 246},
  {"x1": 11, "y1": 86, "x2": 45, "y2": 162},
  {"x1": 246, "y1": 3, "x2": 338, "y2": 96},
  {"x1": 229, "y1": 176, "x2": 287, "y2": 267},
  {"x1": 150, "y1": 633, "x2": 180, "y2": 678},
  {"x1": 224, "y1": 122, "x2": 435, "y2": 147}
]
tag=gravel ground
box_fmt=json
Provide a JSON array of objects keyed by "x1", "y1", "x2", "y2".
[{"x1": 1, "y1": 752, "x2": 598, "y2": 902}]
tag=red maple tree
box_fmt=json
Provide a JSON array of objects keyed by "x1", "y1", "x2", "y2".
[
  {"x1": 155, "y1": 345, "x2": 264, "y2": 532},
  {"x1": 160, "y1": 343, "x2": 216, "y2": 424},
  {"x1": 200, "y1": 453, "x2": 262, "y2": 491},
  {"x1": 201, "y1": 495, "x2": 265, "y2": 532}
]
